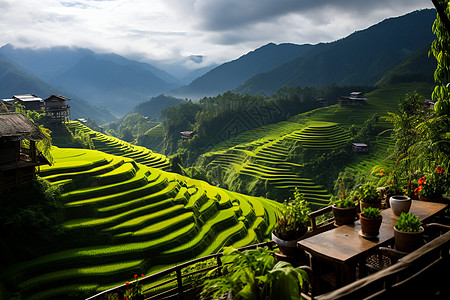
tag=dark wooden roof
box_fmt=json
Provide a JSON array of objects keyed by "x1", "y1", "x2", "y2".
[
  {"x1": 44, "y1": 94, "x2": 71, "y2": 102},
  {"x1": 0, "y1": 113, "x2": 42, "y2": 139}
]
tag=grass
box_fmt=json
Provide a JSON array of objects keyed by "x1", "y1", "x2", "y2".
[{"x1": 66, "y1": 121, "x2": 170, "y2": 170}]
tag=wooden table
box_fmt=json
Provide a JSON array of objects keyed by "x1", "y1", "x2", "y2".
[{"x1": 297, "y1": 200, "x2": 447, "y2": 290}]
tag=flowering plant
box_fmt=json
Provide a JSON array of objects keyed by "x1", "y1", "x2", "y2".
[
  {"x1": 124, "y1": 273, "x2": 145, "y2": 300},
  {"x1": 373, "y1": 168, "x2": 405, "y2": 195},
  {"x1": 413, "y1": 166, "x2": 447, "y2": 198},
  {"x1": 273, "y1": 189, "x2": 311, "y2": 240}
]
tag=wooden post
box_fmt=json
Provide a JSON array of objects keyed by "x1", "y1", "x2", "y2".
[
  {"x1": 30, "y1": 140, "x2": 36, "y2": 162},
  {"x1": 176, "y1": 269, "x2": 183, "y2": 299}
]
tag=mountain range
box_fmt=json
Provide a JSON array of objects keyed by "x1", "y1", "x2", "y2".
[
  {"x1": 0, "y1": 53, "x2": 116, "y2": 123},
  {"x1": 0, "y1": 8, "x2": 438, "y2": 122},
  {"x1": 173, "y1": 9, "x2": 437, "y2": 98}
]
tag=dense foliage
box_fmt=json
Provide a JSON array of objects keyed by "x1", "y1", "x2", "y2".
[
  {"x1": 202, "y1": 246, "x2": 308, "y2": 300},
  {"x1": 162, "y1": 85, "x2": 372, "y2": 165},
  {"x1": 0, "y1": 177, "x2": 63, "y2": 265},
  {"x1": 395, "y1": 212, "x2": 422, "y2": 232}
]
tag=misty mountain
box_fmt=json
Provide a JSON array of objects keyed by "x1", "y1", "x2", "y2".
[
  {"x1": 170, "y1": 42, "x2": 314, "y2": 99},
  {"x1": 0, "y1": 46, "x2": 183, "y2": 116},
  {"x1": 0, "y1": 53, "x2": 116, "y2": 124},
  {"x1": 50, "y1": 54, "x2": 179, "y2": 115},
  {"x1": 235, "y1": 9, "x2": 437, "y2": 96},
  {"x1": 0, "y1": 44, "x2": 94, "y2": 81},
  {"x1": 131, "y1": 94, "x2": 185, "y2": 121}
]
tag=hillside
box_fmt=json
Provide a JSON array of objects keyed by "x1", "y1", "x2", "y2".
[
  {"x1": 0, "y1": 54, "x2": 116, "y2": 123},
  {"x1": 195, "y1": 82, "x2": 434, "y2": 203},
  {"x1": 131, "y1": 94, "x2": 185, "y2": 121},
  {"x1": 0, "y1": 146, "x2": 280, "y2": 299},
  {"x1": 235, "y1": 9, "x2": 436, "y2": 96},
  {"x1": 375, "y1": 44, "x2": 436, "y2": 86}
]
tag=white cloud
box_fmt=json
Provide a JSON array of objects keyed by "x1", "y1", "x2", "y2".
[{"x1": 0, "y1": 0, "x2": 434, "y2": 75}]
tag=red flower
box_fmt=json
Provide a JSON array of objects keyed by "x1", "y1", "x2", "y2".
[
  {"x1": 126, "y1": 282, "x2": 130, "y2": 287},
  {"x1": 418, "y1": 177, "x2": 426, "y2": 185},
  {"x1": 411, "y1": 184, "x2": 413, "y2": 189},
  {"x1": 414, "y1": 186, "x2": 422, "y2": 195},
  {"x1": 141, "y1": 273, "x2": 145, "y2": 277},
  {"x1": 380, "y1": 170, "x2": 384, "y2": 175},
  {"x1": 436, "y1": 166, "x2": 445, "y2": 174},
  {"x1": 134, "y1": 274, "x2": 138, "y2": 279},
  {"x1": 389, "y1": 173, "x2": 392, "y2": 176}
]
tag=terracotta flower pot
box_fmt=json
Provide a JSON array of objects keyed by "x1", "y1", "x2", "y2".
[
  {"x1": 394, "y1": 226, "x2": 424, "y2": 252},
  {"x1": 359, "y1": 200, "x2": 381, "y2": 212},
  {"x1": 359, "y1": 213, "x2": 382, "y2": 237},
  {"x1": 332, "y1": 205, "x2": 357, "y2": 226},
  {"x1": 272, "y1": 232, "x2": 308, "y2": 257},
  {"x1": 389, "y1": 195, "x2": 411, "y2": 216}
]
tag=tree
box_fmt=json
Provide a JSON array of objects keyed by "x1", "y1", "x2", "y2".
[{"x1": 425, "y1": 1, "x2": 450, "y2": 169}]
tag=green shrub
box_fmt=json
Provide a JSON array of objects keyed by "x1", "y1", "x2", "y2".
[
  {"x1": 395, "y1": 212, "x2": 422, "y2": 232},
  {"x1": 361, "y1": 207, "x2": 381, "y2": 219}
]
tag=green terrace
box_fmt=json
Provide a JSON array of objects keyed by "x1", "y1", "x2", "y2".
[
  {"x1": 0, "y1": 147, "x2": 281, "y2": 299},
  {"x1": 66, "y1": 121, "x2": 170, "y2": 170}
]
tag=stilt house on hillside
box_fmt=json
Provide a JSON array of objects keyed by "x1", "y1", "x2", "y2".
[
  {"x1": 44, "y1": 94, "x2": 71, "y2": 122},
  {"x1": 0, "y1": 113, "x2": 50, "y2": 192},
  {"x1": 338, "y1": 91, "x2": 368, "y2": 107}
]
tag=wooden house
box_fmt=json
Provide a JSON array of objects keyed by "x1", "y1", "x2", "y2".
[
  {"x1": 0, "y1": 113, "x2": 50, "y2": 192},
  {"x1": 338, "y1": 92, "x2": 368, "y2": 107},
  {"x1": 12, "y1": 94, "x2": 44, "y2": 111},
  {"x1": 424, "y1": 99, "x2": 435, "y2": 109},
  {"x1": 0, "y1": 99, "x2": 15, "y2": 112},
  {"x1": 44, "y1": 94, "x2": 71, "y2": 122},
  {"x1": 180, "y1": 131, "x2": 194, "y2": 140},
  {"x1": 352, "y1": 142, "x2": 368, "y2": 153}
]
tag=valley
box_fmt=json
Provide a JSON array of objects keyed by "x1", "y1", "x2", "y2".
[{"x1": 0, "y1": 6, "x2": 447, "y2": 300}]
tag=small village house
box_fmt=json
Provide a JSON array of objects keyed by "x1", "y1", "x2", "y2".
[
  {"x1": 0, "y1": 113, "x2": 50, "y2": 192},
  {"x1": 338, "y1": 91, "x2": 368, "y2": 107},
  {"x1": 180, "y1": 131, "x2": 195, "y2": 140},
  {"x1": 11, "y1": 94, "x2": 44, "y2": 111},
  {"x1": 352, "y1": 142, "x2": 369, "y2": 153},
  {"x1": 44, "y1": 94, "x2": 71, "y2": 122}
]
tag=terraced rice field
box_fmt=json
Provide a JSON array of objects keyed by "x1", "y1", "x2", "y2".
[
  {"x1": 286, "y1": 121, "x2": 350, "y2": 150},
  {"x1": 67, "y1": 121, "x2": 169, "y2": 170},
  {"x1": 205, "y1": 122, "x2": 350, "y2": 208},
  {"x1": 345, "y1": 135, "x2": 395, "y2": 174},
  {"x1": 2, "y1": 148, "x2": 280, "y2": 299}
]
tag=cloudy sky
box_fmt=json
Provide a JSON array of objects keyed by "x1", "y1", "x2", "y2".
[{"x1": 0, "y1": 0, "x2": 434, "y2": 74}]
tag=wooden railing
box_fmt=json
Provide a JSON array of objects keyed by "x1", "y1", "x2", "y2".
[{"x1": 85, "y1": 241, "x2": 277, "y2": 300}]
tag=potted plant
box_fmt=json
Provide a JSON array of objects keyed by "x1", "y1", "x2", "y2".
[
  {"x1": 356, "y1": 182, "x2": 382, "y2": 211},
  {"x1": 272, "y1": 189, "x2": 311, "y2": 256},
  {"x1": 201, "y1": 246, "x2": 308, "y2": 300},
  {"x1": 414, "y1": 166, "x2": 447, "y2": 202},
  {"x1": 330, "y1": 196, "x2": 358, "y2": 226},
  {"x1": 359, "y1": 207, "x2": 382, "y2": 237},
  {"x1": 394, "y1": 212, "x2": 424, "y2": 252}
]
